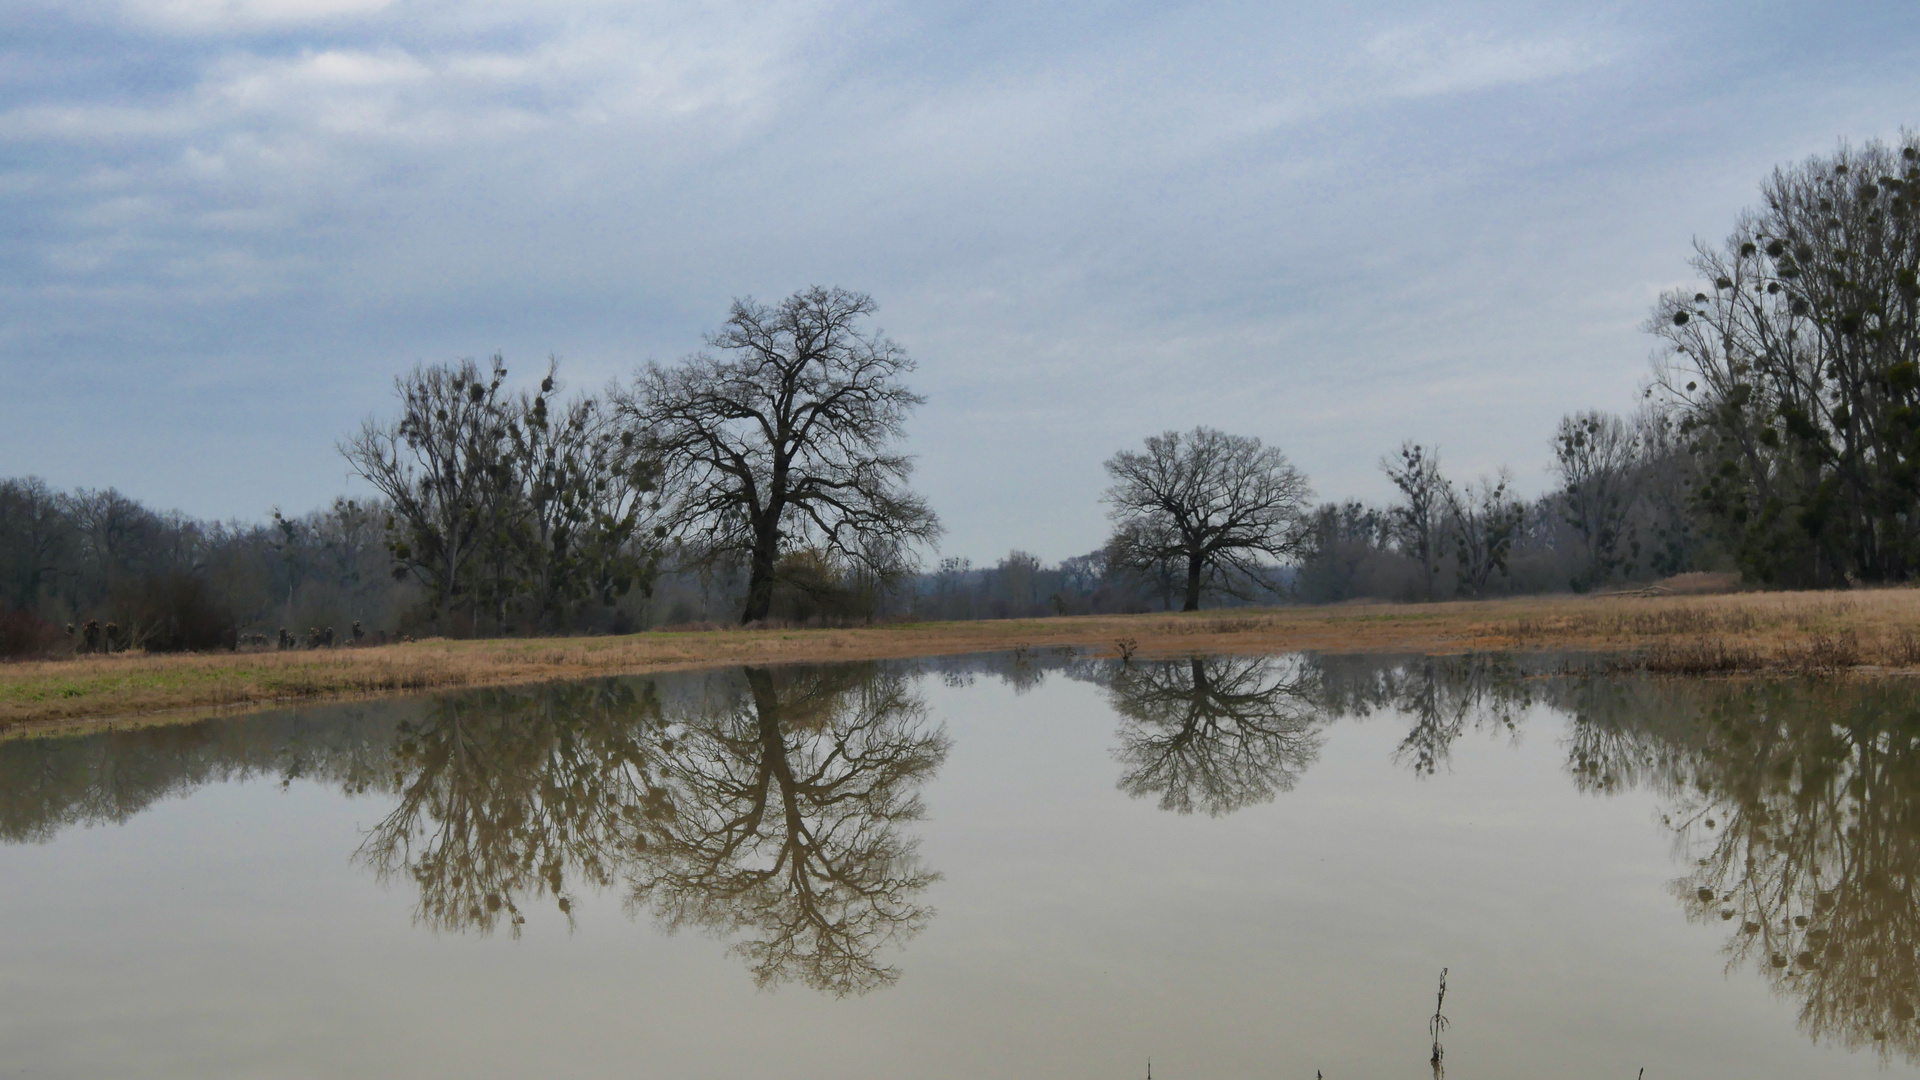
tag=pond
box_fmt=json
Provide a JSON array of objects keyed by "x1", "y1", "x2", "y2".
[{"x1": 2, "y1": 651, "x2": 1917, "y2": 1078}]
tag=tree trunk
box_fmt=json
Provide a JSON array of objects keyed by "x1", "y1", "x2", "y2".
[
  {"x1": 1421, "y1": 533, "x2": 1435, "y2": 602},
  {"x1": 741, "y1": 527, "x2": 780, "y2": 623},
  {"x1": 1182, "y1": 555, "x2": 1203, "y2": 612}
]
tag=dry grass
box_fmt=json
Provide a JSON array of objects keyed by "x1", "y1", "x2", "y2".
[{"x1": 11, "y1": 586, "x2": 1920, "y2": 734}]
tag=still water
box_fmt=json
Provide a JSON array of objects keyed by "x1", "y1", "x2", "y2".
[{"x1": 2, "y1": 651, "x2": 1916, "y2": 1078}]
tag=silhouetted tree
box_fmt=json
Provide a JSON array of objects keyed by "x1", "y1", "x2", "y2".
[
  {"x1": 624, "y1": 287, "x2": 941, "y2": 623},
  {"x1": 1102, "y1": 427, "x2": 1312, "y2": 611},
  {"x1": 1446, "y1": 471, "x2": 1524, "y2": 596},
  {"x1": 0, "y1": 478, "x2": 68, "y2": 613},
  {"x1": 1552, "y1": 410, "x2": 1640, "y2": 589},
  {"x1": 1650, "y1": 136, "x2": 1920, "y2": 586},
  {"x1": 1382, "y1": 442, "x2": 1448, "y2": 601},
  {"x1": 505, "y1": 366, "x2": 665, "y2": 629},
  {"x1": 341, "y1": 357, "x2": 517, "y2": 625}
]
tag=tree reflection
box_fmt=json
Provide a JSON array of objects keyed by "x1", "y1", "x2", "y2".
[
  {"x1": 1101, "y1": 655, "x2": 1324, "y2": 816},
  {"x1": 1378, "y1": 656, "x2": 1527, "y2": 777},
  {"x1": 353, "y1": 679, "x2": 667, "y2": 937},
  {"x1": 18, "y1": 649, "x2": 1920, "y2": 1046},
  {"x1": 0, "y1": 702, "x2": 407, "y2": 843},
  {"x1": 627, "y1": 664, "x2": 949, "y2": 995},
  {"x1": 345, "y1": 665, "x2": 949, "y2": 994},
  {"x1": 1561, "y1": 677, "x2": 1920, "y2": 1064}
]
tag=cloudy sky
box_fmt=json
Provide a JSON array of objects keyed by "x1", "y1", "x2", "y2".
[{"x1": 3, "y1": 0, "x2": 1918, "y2": 561}]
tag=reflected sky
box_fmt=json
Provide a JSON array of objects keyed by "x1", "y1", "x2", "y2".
[{"x1": 2, "y1": 653, "x2": 1918, "y2": 1077}]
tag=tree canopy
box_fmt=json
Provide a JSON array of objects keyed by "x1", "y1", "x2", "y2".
[
  {"x1": 624, "y1": 287, "x2": 941, "y2": 623},
  {"x1": 1102, "y1": 426, "x2": 1312, "y2": 611},
  {"x1": 1651, "y1": 136, "x2": 1920, "y2": 586}
]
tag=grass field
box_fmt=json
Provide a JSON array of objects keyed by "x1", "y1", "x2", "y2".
[{"x1": 6, "y1": 585, "x2": 1920, "y2": 735}]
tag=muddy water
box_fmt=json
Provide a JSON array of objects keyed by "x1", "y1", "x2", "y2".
[{"x1": 2, "y1": 652, "x2": 1916, "y2": 1078}]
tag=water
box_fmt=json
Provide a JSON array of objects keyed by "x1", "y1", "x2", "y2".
[{"x1": 2, "y1": 651, "x2": 1917, "y2": 1078}]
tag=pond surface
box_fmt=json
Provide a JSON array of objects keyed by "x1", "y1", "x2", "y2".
[{"x1": 3, "y1": 652, "x2": 1918, "y2": 1079}]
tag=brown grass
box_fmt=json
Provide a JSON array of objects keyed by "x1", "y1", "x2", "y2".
[{"x1": 11, "y1": 586, "x2": 1920, "y2": 735}]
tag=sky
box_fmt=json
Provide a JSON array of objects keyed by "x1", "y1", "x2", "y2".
[{"x1": 4, "y1": 0, "x2": 1920, "y2": 563}]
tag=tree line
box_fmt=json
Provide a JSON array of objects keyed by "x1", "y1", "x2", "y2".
[{"x1": 5, "y1": 133, "x2": 1920, "y2": 652}]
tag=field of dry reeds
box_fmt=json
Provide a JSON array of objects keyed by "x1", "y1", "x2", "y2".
[{"x1": 9, "y1": 586, "x2": 1920, "y2": 735}]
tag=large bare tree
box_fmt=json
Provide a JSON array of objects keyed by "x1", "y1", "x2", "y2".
[
  {"x1": 1648, "y1": 137, "x2": 1920, "y2": 585},
  {"x1": 623, "y1": 287, "x2": 941, "y2": 623},
  {"x1": 1101, "y1": 427, "x2": 1313, "y2": 611}
]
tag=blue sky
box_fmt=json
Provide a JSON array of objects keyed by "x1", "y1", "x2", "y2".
[{"x1": 4, "y1": 0, "x2": 1919, "y2": 561}]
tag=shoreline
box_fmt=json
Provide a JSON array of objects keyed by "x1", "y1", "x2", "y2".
[{"x1": 7, "y1": 587, "x2": 1920, "y2": 737}]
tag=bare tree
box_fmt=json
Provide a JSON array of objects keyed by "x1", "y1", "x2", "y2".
[
  {"x1": 623, "y1": 287, "x2": 941, "y2": 624},
  {"x1": 1552, "y1": 410, "x2": 1640, "y2": 589},
  {"x1": 340, "y1": 356, "x2": 516, "y2": 624},
  {"x1": 1648, "y1": 137, "x2": 1920, "y2": 585},
  {"x1": 1631, "y1": 404, "x2": 1703, "y2": 578},
  {"x1": 1382, "y1": 442, "x2": 1448, "y2": 601},
  {"x1": 0, "y1": 478, "x2": 69, "y2": 612},
  {"x1": 1102, "y1": 427, "x2": 1313, "y2": 612},
  {"x1": 1103, "y1": 516, "x2": 1184, "y2": 611},
  {"x1": 1446, "y1": 470, "x2": 1524, "y2": 597},
  {"x1": 506, "y1": 365, "x2": 664, "y2": 628}
]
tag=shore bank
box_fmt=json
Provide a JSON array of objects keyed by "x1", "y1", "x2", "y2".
[{"x1": 6, "y1": 587, "x2": 1919, "y2": 735}]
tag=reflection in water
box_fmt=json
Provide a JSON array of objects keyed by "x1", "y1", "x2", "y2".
[
  {"x1": 0, "y1": 664, "x2": 944, "y2": 995},
  {"x1": 1378, "y1": 657, "x2": 1525, "y2": 777},
  {"x1": 1095, "y1": 656, "x2": 1324, "y2": 816},
  {"x1": 0, "y1": 704, "x2": 405, "y2": 843},
  {"x1": 350, "y1": 665, "x2": 947, "y2": 993},
  {"x1": 353, "y1": 679, "x2": 665, "y2": 936},
  {"x1": 629, "y1": 666, "x2": 948, "y2": 994},
  {"x1": 1324, "y1": 662, "x2": 1920, "y2": 1065},
  {"x1": 1088, "y1": 653, "x2": 1920, "y2": 1064},
  {"x1": 1560, "y1": 678, "x2": 1920, "y2": 1063},
  {"x1": 352, "y1": 665, "x2": 947, "y2": 995},
  {"x1": 4, "y1": 651, "x2": 1920, "y2": 1052},
  {"x1": 1429, "y1": 967, "x2": 1450, "y2": 1080}
]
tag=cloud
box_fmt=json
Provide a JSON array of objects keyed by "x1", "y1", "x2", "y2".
[
  {"x1": 1362, "y1": 23, "x2": 1608, "y2": 98},
  {"x1": 2, "y1": 0, "x2": 1917, "y2": 562},
  {"x1": 117, "y1": 0, "x2": 398, "y2": 30}
]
